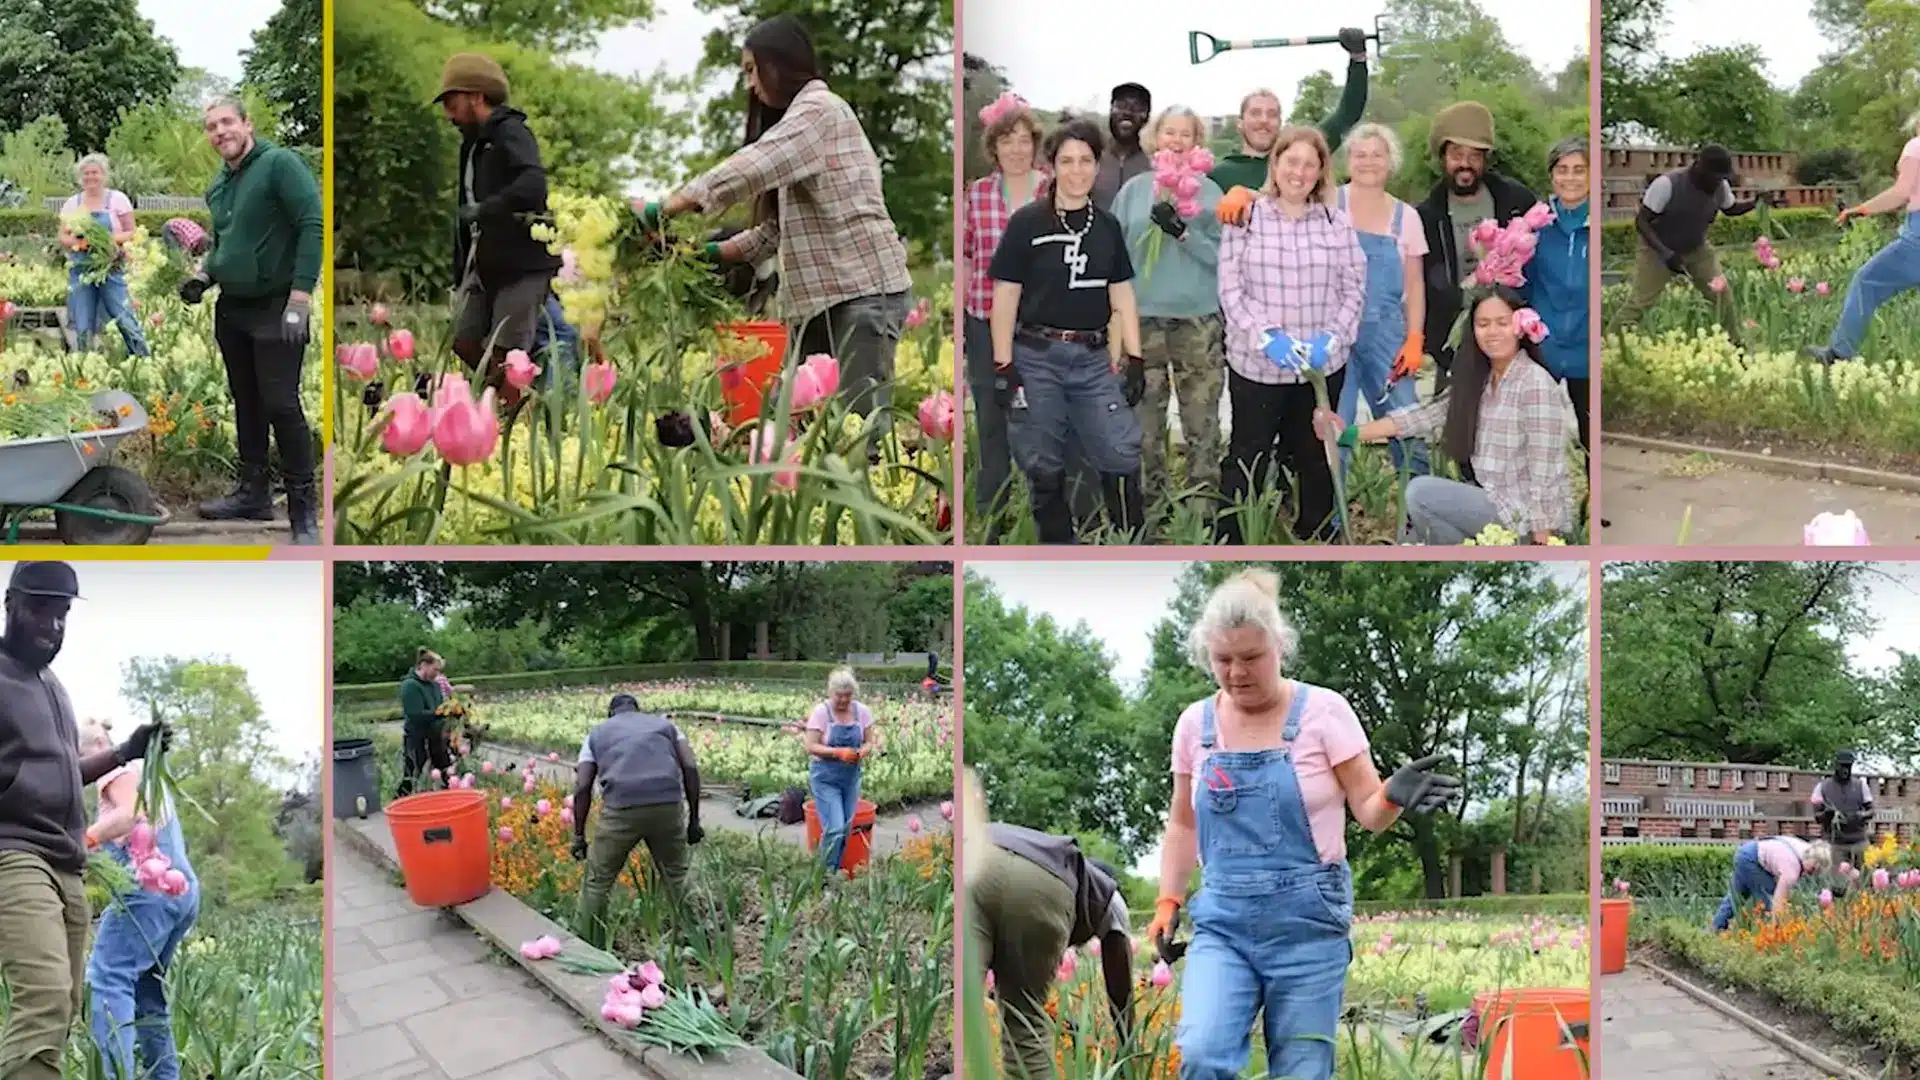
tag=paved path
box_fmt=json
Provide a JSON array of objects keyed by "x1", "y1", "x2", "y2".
[
  {"x1": 331, "y1": 843, "x2": 658, "y2": 1080},
  {"x1": 1602, "y1": 968, "x2": 1825, "y2": 1080},
  {"x1": 1602, "y1": 446, "x2": 1920, "y2": 546}
]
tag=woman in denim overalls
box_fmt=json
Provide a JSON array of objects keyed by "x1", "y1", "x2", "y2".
[
  {"x1": 1808, "y1": 111, "x2": 1920, "y2": 364},
  {"x1": 1143, "y1": 570, "x2": 1458, "y2": 1079},
  {"x1": 60, "y1": 156, "x2": 151, "y2": 358},
  {"x1": 80, "y1": 723, "x2": 199, "y2": 1080},
  {"x1": 1333, "y1": 125, "x2": 1428, "y2": 480},
  {"x1": 805, "y1": 668, "x2": 883, "y2": 876}
]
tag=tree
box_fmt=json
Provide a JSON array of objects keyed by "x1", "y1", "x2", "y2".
[
  {"x1": 961, "y1": 52, "x2": 1006, "y2": 183},
  {"x1": 1654, "y1": 46, "x2": 1787, "y2": 150},
  {"x1": 0, "y1": 0, "x2": 182, "y2": 154},
  {"x1": 689, "y1": 0, "x2": 954, "y2": 258},
  {"x1": 1288, "y1": 71, "x2": 1337, "y2": 128},
  {"x1": 242, "y1": 0, "x2": 323, "y2": 147},
  {"x1": 1600, "y1": 0, "x2": 1669, "y2": 138},
  {"x1": 414, "y1": 0, "x2": 656, "y2": 53}
]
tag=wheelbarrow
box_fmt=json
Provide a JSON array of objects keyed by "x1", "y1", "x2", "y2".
[{"x1": 0, "y1": 389, "x2": 170, "y2": 544}]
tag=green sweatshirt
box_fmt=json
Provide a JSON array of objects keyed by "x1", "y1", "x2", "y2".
[
  {"x1": 1111, "y1": 171, "x2": 1225, "y2": 319},
  {"x1": 1208, "y1": 58, "x2": 1370, "y2": 193},
  {"x1": 399, "y1": 673, "x2": 444, "y2": 734},
  {"x1": 204, "y1": 138, "x2": 323, "y2": 302}
]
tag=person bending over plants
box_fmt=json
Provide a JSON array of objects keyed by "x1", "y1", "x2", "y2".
[
  {"x1": 1605, "y1": 144, "x2": 1758, "y2": 348},
  {"x1": 1805, "y1": 112, "x2": 1920, "y2": 365},
  {"x1": 1321, "y1": 287, "x2": 1574, "y2": 545},
  {"x1": 396, "y1": 649, "x2": 451, "y2": 798},
  {"x1": 805, "y1": 668, "x2": 885, "y2": 877},
  {"x1": 1145, "y1": 568, "x2": 1459, "y2": 1080},
  {"x1": 641, "y1": 14, "x2": 913, "y2": 431},
  {"x1": 1712, "y1": 835, "x2": 1832, "y2": 931},
  {"x1": 573, "y1": 694, "x2": 705, "y2": 949}
]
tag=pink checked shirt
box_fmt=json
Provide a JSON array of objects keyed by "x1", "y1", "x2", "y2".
[
  {"x1": 962, "y1": 170, "x2": 1048, "y2": 319},
  {"x1": 1388, "y1": 354, "x2": 1575, "y2": 534},
  {"x1": 1218, "y1": 197, "x2": 1367, "y2": 385}
]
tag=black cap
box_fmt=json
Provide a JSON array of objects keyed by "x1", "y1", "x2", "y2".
[
  {"x1": 7, "y1": 562, "x2": 79, "y2": 600},
  {"x1": 1111, "y1": 82, "x2": 1150, "y2": 107},
  {"x1": 1696, "y1": 145, "x2": 1735, "y2": 180},
  {"x1": 607, "y1": 693, "x2": 639, "y2": 716},
  {"x1": 1837, "y1": 749, "x2": 1857, "y2": 764}
]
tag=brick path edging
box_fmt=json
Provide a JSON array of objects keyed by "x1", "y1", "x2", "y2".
[{"x1": 1631, "y1": 957, "x2": 1875, "y2": 1080}]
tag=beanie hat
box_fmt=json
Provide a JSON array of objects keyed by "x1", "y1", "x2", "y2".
[
  {"x1": 1430, "y1": 101, "x2": 1495, "y2": 157},
  {"x1": 435, "y1": 53, "x2": 509, "y2": 105}
]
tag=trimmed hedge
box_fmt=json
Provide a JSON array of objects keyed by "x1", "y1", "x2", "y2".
[
  {"x1": 1653, "y1": 919, "x2": 1920, "y2": 1062},
  {"x1": 1353, "y1": 893, "x2": 1590, "y2": 917},
  {"x1": 0, "y1": 208, "x2": 212, "y2": 241},
  {"x1": 331, "y1": 660, "x2": 947, "y2": 707},
  {"x1": 1600, "y1": 208, "x2": 1837, "y2": 260},
  {"x1": 1602, "y1": 845, "x2": 1734, "y2": 898}
]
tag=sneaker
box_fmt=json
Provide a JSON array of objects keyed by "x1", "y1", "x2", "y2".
[{"x1": 1803, "y1": 345, "x2": 1851, "y2": 365}]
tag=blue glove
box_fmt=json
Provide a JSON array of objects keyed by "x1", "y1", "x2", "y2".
[
  {"x1": 1307, "y1": 331, "x2": 1338, "y2": 371},
  {"x1": 1261, "y1": 329, "x2": 1303, "y2": 371}
]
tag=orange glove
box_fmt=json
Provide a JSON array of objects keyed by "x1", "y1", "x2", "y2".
[
  {"x1": 1145, "y1": 896, "x2": 1182, "y2": 951},
  {"x1": 836, "y1": 748, "x2": 861, "y2": 764},
  {"x1": 1390, "y1": 331, "x2": 1425, "y2": 384},
  {"x1": 83, "y1": 828, "x2": 99, "y2": 851},
  {"x1": 1216, "y1": 186, "x2": 1257, "y2": 227}
]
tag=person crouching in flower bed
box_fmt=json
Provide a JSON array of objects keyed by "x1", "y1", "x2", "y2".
[
  {"x1": 397, "y1": 649, "x2": 452, "y2": 798},
  {"x1": 1712, "y1": 836, "x2": 1832, "y2": 931},
  {"x1": 806, "y1": 667, "x2": 884, "y2": 877},
  {"x1": 573, "y1": 694, "x2": 705, "y2": 949},
  {"x1": 79, "y1": 719, "x2": 199, "y2": 1080},
  {"x1": 1319, "y1": 287, "x2": 1574, "y2": 545},
  {"x1": 969, "y1": 824, "x2": 1133, "y2": 1079},
  {"x1": 1145, "y1": 569, "x2": 1459, "y2": 1080}
]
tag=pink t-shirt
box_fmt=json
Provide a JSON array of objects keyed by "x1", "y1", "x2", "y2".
[
  {"x1": 807, "y1": 701, "x2": 874, "y2": 735},
  {"x1": 62, "y1": 190, "x2": 135, "y2": 224},
  {"x1": 1903, "y1": 138, "x2": 1920, "y2": 211},
  {"x1": 1170, "y1": 684, "x2": 1370, "y2": 864},
  {"x1": 1340, "y1": 184, "x2": 1430, "y2": 261},
  {"x1": 1756, "y1": 836, "x2": 1808, "y2": 887}
]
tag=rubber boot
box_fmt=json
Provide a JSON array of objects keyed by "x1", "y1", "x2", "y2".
[
  {"x1": 197, "y1": 463, "x2": 275, "y2": 521},
  {"x1": 1029, "y1": 471, "x2": 1075, "y2": 544},
  {"x1": 285, "y1": 474, "x2": 319, "y2": 545},
  {"x1": 1101, "y1": 472, "x2": 1146, "y2": 543}
]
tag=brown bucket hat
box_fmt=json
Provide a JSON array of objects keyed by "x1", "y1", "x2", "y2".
[
  {"x1": 1429, "y1": 101, "x2": 1495, "y2": 157},
  {"x1": 434, "y1": 53, "x2": 509, "y2": 105}
]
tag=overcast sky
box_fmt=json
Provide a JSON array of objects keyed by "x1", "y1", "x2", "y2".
[
  {"x1": 7, "y1": 561, "x2": 324, "y2": 785},
  {"x1": 138, "y1": 0, "x2": 282, "y2": 83},
  {"x1": 1653, "y1": 0, "x2": 1828, "y2": 89}
]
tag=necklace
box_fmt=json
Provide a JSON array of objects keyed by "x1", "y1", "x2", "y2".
[{"x1": 1055, "y1": 200, "x2": 1093, "y2": 239}]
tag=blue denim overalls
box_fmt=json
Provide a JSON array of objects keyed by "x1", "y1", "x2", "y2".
[
  {"x1": 1334, "y1": 188, "x2": 1426, "y2": 478},
  {"x1": 809, "y1": 704, "x2": 866, "y2": 872},
  {"x1": 1177, "y1": 688, "x2": 1353, "y2": 1080},
  {"x1": 67, "y1": 196, "x2": 151, "y2": 357},
  {"x1": 89, "y1": 791, "x2": 200, "y2": 1080},
  {"x1": 1830, "y1": 210, "x2": 1920, "y2": 358}
]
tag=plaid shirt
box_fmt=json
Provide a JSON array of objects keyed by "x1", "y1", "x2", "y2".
[
  {"x1": 1218, "y1": 198, "x2": 1367, "y2": 385},
  {"x1": 961, "y1": 170, "x2": 1048, "y2": 319},
  {"x1": 682, "y1": 79, "x2": 911, "y2": 320},
  {"x1": 1390, "y1": 354, "x2": 1574, "y2": 535}
]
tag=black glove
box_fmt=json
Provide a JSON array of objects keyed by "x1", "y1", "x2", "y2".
[
  {"x1": 280, "y1": 294, "x2": 311, "y2": 346},
  {"x1": 178, "y1": 273, "x2": 210, "y2": 306},
  {"x1": 992, "y1": 364, "x2": 1021, "y2": 410},
  {"x1": 114, "y1": 722, "x2": 171, "y2": 766},
  {"x1": 457, "y1": 203, "x2": 483, "y2": 227},
  {"x1": 1153, "y1": 907, "x2": 1187, "y2": 964},
  {"x1": 1338, "y1": 26, "x2": 1369, "y2": 58},
  {"x1": 1122, "y1": 356, "x2": 1146, "y2": 407},
  {"x1": 1663, "y1": 249, "x2": 1687, "y2": 274},
  {"x1": 1383, "y1": 753, "x2": 1463, "y2": 813},
  {"x1": 1150, "y1": 200, "x2": 1187, "y2": 240},
  {"x1": 570, "y1": 836, "x2": 588, "y2": 861},
  {"x1": 687, "y1": 820, "x2": 706, "y2": 846}
]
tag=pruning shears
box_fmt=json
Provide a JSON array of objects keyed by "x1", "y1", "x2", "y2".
[{"x1": 1189, "y1": 15, "x2": 1394, "y2": 65}]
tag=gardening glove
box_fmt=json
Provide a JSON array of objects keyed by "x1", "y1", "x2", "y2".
[
  {"x1": 1338, "y1": 26, "x2": 1369, "y2": 58},
  {"x1": 1663, "y1": 249, "x2": 1687, "y2": 274},
  {"x1": 280, "y1": 294, "x2": 311, "y2": 346},
  {"x1": 1216, "y1": 185, "x2": 1256, "y2": 227},
  {"x1": 571, "y1": 835, "x2": 589, "y2": 861},
  {"x1": 114, "y1": 722, "x2": 170, "y2": 767},
  {"x1": 1150, "y1": 200, "x2": 1187, "y2": 240},
  {"x1": 835, "y1": 748, "x2": 861, "y2": 764},
  {"x1": 699, "y1": 241, "x2": 725, "y2": 264},
  {"x1": 1307, "y1": 331, "x2": 1337, "y2": 370},
  {"x1": 687, "y1": 820, "x2": 706, "y2": 846},
  {"x1": 992, "y1": 363, "x2": 1022, "y2": 410},
  {"x1": 1390, "y1": 331, "x2": 1425, "y2": 383},
  {"x1": 1261, "y1": 328, "x2": 1301, "y2": 369},
  {"x1": 1146, "y1": 897, "x2": 1184, "y2": 963},
  {"x1": 1122, "y1": 355, "x2": 1146, "y2": 407},
  {"x1": 1383, "y1": 753, "x2": 1463, "y2": 814},
  {"x1": 178, "y1": 272, "x2": 211, "y2": 306}
]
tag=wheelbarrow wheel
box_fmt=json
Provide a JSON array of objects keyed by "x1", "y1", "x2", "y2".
[{"x1": 55, "y1": 466, "x2": 157, "y2": 546}]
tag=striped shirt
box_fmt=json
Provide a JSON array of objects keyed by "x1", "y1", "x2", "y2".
[
  {"x1": 1389, "y1": 354, "x2": 1574, "y2": 535},
  {"x1": 681, "y1": 79, "x2": 912, "y2": 320},
  {"x1": 1217, "y1": 197, "x2": 1367, "y2": 385}
]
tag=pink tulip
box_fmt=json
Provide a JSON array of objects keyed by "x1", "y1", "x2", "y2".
[
  {"x1": 162, "y1": 869, "x2": 188, "y2": 895},
  {"x1": 1874, "y1": 868, "x2": 1891, "y2": 891},
  {"x1": 1087, "y1": 938, "x2": 1101, "y2": 956},
  {"x1": 918, "y1": 390, "x2": 955, "y2": 441},
  {"x1": 336, "y1": 342, "x2": 378, "y2": 380},
  {"x1": 380, "y1": 393, "x2": 434, "y2": 456},
  {"x1": 501, "y1": 796, "x2": 513, "y2": 808},
  {"x1": 610, "y1": 973, "x2": 632, "y2": 993},
  {"x1": 559, "y1": 248, "x2": 583, "y2": 284},
  {"x1": 141, "y1": 856, "x2": 170, "y2": 883},
  {"x1": 387, "y1": 329, "x2": 415, "y2": 361},
  {"x1": 1707, "y1": 275, "x2": 1727, "y2": 294},
  {"x1": 433, "y1": 382, "x2": 501, "y2": 466},
  {"x1": 1820, "y1": 888, "x2": 1834, "y2": 909},
  {"x1": 1187, "y1": 148, "x2": 1214, "y2": 174},
  {"x1": 564, "y1": 794, "x2": 574, "y2": 808},
  {"x1": 1512, "y1": 307, "x2": 1549, "y2": 344},
  {"x1": 600, "y1": 999, "x2": 642, "y2": 1027},
  {"x1": 498, "y1": 826, "x2": 514, "y2": 842},
  {"x1": 549, "y1": 752, "x2": 560, "y2": 761},
  {"x1": 1173, "y1": 173, "x2": 1201, "y2": 200},
  {"x1": 505, "y1": 349, "x2": 542, "y2": 391},
  {"x1": 1056, "y1": 951, "x2": 1077, "y2": 980},
  {"x1": 984, "y1": 971, "x2": 995, "y2": 994},
  {"x1": 584, "y1": 361, "x2": 618, "y2": 405},
  {"x1": 371, "y1": 303, "x2": 390, "y2": 326},
  {"x1": 1523, "y1": 202, "x2": 1557, "y2": 230},
  {"x1": 1817, "y1": 281, "x2": 1831, "y2": 295},
  {"x1": 1150, "y1": 959, "x2": 1173, "y2": 987},
  {"x1": 907, "y1": 816, "x2": 924, "y2": 834},
  {"x1": 752, "y1": 427, "x2": 801, "y2": 490},
  {"x1": 461, "y1": 772, "x2": 475, "y2": 787},
  {"x1": 560, "y1": 807, "x2": 573, "y2": 825},
  {"x1": 148, "y1": 311, "x2": 164, "y2": 328},
  {"x1": 1787, "y1": 277, "x2": 1806, "y2": 293},
  {"x1": 129, "y1": 821, "x2": 154, "y2": 858},
  {"x1": 482, "y1": 761, "x2": 495, "y2": 774},
  {"x1": 791, "y1": 353, "x2": 840, "y2": 411},
  {"x1": 638, "y1": 983, "x2": 667, "y2": 1009},
  {"x1": 1174, "y1": 197, "x2": 1201, "y2": 220},
  {"x1": 433, "y1": 372, "x2": 472, "y2": 411},
  {"x1": 638, "y1": 960, "x2": 665, "y2": 987},
  {"x1": 1840, "y1": 861, "x2": 1853, "y2": 875},
  {"x1": 939, "y1": 800, "x2": 954, "y2": 821},
  {"x1": 1804, "y1": 510, "x2": 1869, "y2": 545},
  {"x1": 905, "y1": 299, "x2": 929, "y2": 329},
  {"x1": 429, "y1": 768, "x2": 443, "y2": 781},
  {"x1": 1153, "y1": 167, "x2": 1181, "y2": 191},
  {"x1": 1469, "y1": 219, "x2": 1502, "y2": 248}
]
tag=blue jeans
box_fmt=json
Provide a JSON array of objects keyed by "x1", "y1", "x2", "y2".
[
  {"x1": 1336, "y1": 319, "x2": 1427, "y2": 477},
  {"x1": 532, "y1": 294, "x2": 578, "y2": 390},
  {"x1": 68, "y1": 274, "x2": 150, "y2": 357},
  {"x1": 1006, "y1": 337, "x2": 1142, "y2": 478},
  {"x1": 1712, "y1": 842, "x2": 1778, "y2": 931},
  {"x1": 87, "y1": 887, "x2": 199, "y2": 1080},
  {"x1": 810, "y1": 763, "x2": 863, "y2": 873},
  {"x1": 1829, "y1": 211, "x2": 1920, "y2": 358}
]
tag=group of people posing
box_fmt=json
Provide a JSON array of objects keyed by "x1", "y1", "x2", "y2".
[{"x1": 964, "y1": 38, "x2": 1590, "y2": 544}]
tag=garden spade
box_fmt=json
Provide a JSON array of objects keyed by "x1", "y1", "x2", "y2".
[{"x1": 1188, "y1": 14, "x2": 1394, "y2": 65}]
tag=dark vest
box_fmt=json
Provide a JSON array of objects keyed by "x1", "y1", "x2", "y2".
[
  {"x1": 1650, "y1": 169, "x2": 1721, "y2": 255},
  {"x1": 990, "y1": 823, "x2": 1118, "y2": 947}
]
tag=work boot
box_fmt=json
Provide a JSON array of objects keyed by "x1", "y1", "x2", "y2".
[
  {"x1": 1101, "y1": 472, "x2": 1146, "y2": 542},
  {"x1": 285, "y1": 474, "x2": 319, "y2": 545},
  {"x1": 197, "y1": 463, "x2": 275, "y2": 521},
  {"x1": 1029, "y1": 472, "x2": 1075, "y2": 544},
  {"x1": 1802, "y1": 345, "x2": 1851, "y2": 365}
]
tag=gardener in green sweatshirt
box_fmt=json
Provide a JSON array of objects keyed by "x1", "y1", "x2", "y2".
[
  {"x1": 573, "y1": 693, "x2": 705, "y2": 948},
  {"x1": 396, "y1": 648, "x2": 451, "y2": 798},
  {"x1": 1209, "y1": 28, "x2": 1371, "y2": 208},
  {"x1": 179, "y1": 98, "x2": 324, "y2": 545}
]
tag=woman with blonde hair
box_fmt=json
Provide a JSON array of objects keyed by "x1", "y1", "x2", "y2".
[
  {"x1": 78, "y1": 719, "x2": 199, "y2": 1080},
  {"x1": 60, "y1": 154, "x2": 150, "y2": 357},
  {"x1": 1143, "y1": 569, "x2": 1459, "y2": 1080},
  {"x1": 804, "y1": 667, "x2": 884, "y2": 876},
  {"x1": 1712, "y1": 835, "x2": 1833, "y2": 930},
  {"x1": 1216, "y1": 127, "x2": 1367, "y2": 543}
]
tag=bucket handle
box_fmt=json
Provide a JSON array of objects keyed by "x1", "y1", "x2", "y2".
[
  {"x1": 422, "y1": 826, "x2": 454, "y2": 844},
  {"x1": 1563, "y1": 1020, "x2": 1590, "y2": 1043}
]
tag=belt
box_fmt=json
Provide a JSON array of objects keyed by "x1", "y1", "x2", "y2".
[{"x1": 1018, "y1": 324, "x2": 1107, "y2": 348}]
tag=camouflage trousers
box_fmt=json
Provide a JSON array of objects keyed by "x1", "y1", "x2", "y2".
[{"x1": 1137, "y1": 314, "x2": 1225, "y2": 503}]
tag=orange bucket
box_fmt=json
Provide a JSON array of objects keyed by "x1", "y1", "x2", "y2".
[
  {"x1": 386, "y1": 789, "x2": 492, "y2": 908},
  {"x1": 1599, "y1": 897, "x2": 1632, "y2": 974},
  {"x1": 716, "y1": 321, "x2": 788, "y2": 427},
  {"x1": 803, "y1": 798, "x2": 877, "y2": 873},
  {"x1": 1474, "y1": 988, "x2": 1591, "y2": 1080}
]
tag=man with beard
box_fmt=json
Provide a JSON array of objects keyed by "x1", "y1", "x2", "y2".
[
  {"x1": 436, "y1": 53, "x2": 562, "y2": 408},
  {"x1": 1209, "y1": 28, "x2": 1372, "y2": 196},
  {"x1": 1415, "y1": 102, "x2": 1537, "y2": 393},
  {"x1": 178, "y1": 99, "x2": 323, "y2": 544},
  {"x1": 1093, "y1": 83, "x2": 1154, "y2": 211},
  {"x1": 0, "y1": 562, "x2": 170, "y2": 1080},
  {"x1": 1812, "y1": 749, "x2": 1875, "y2": 874},
  {"x1": 1605, "y1": 145, "x2": 1756, "y2": 348}
]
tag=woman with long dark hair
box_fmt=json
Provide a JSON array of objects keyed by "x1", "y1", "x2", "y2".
[
  {"x1": 1321, "y1": 286, "x2": 1574, "y2": 544},
  {"x1": 643, "y1": 15, "x2": 913, "y2": 425}
]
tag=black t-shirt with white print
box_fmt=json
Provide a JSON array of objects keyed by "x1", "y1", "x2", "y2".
[{"x1": 989, "y1": 198, "x2": 1134, "y2": 332}]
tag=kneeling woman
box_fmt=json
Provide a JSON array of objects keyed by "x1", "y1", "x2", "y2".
[
  {"x1": 1325, "y1": 287, "x2": 1574, "y2": 544},
  {"x1": 1712, "y1": 835, "x2": 1831, "y2": 931},
  {"x1": 1145, "y1": 570, "x2": 1459, "y2": 1080}
]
